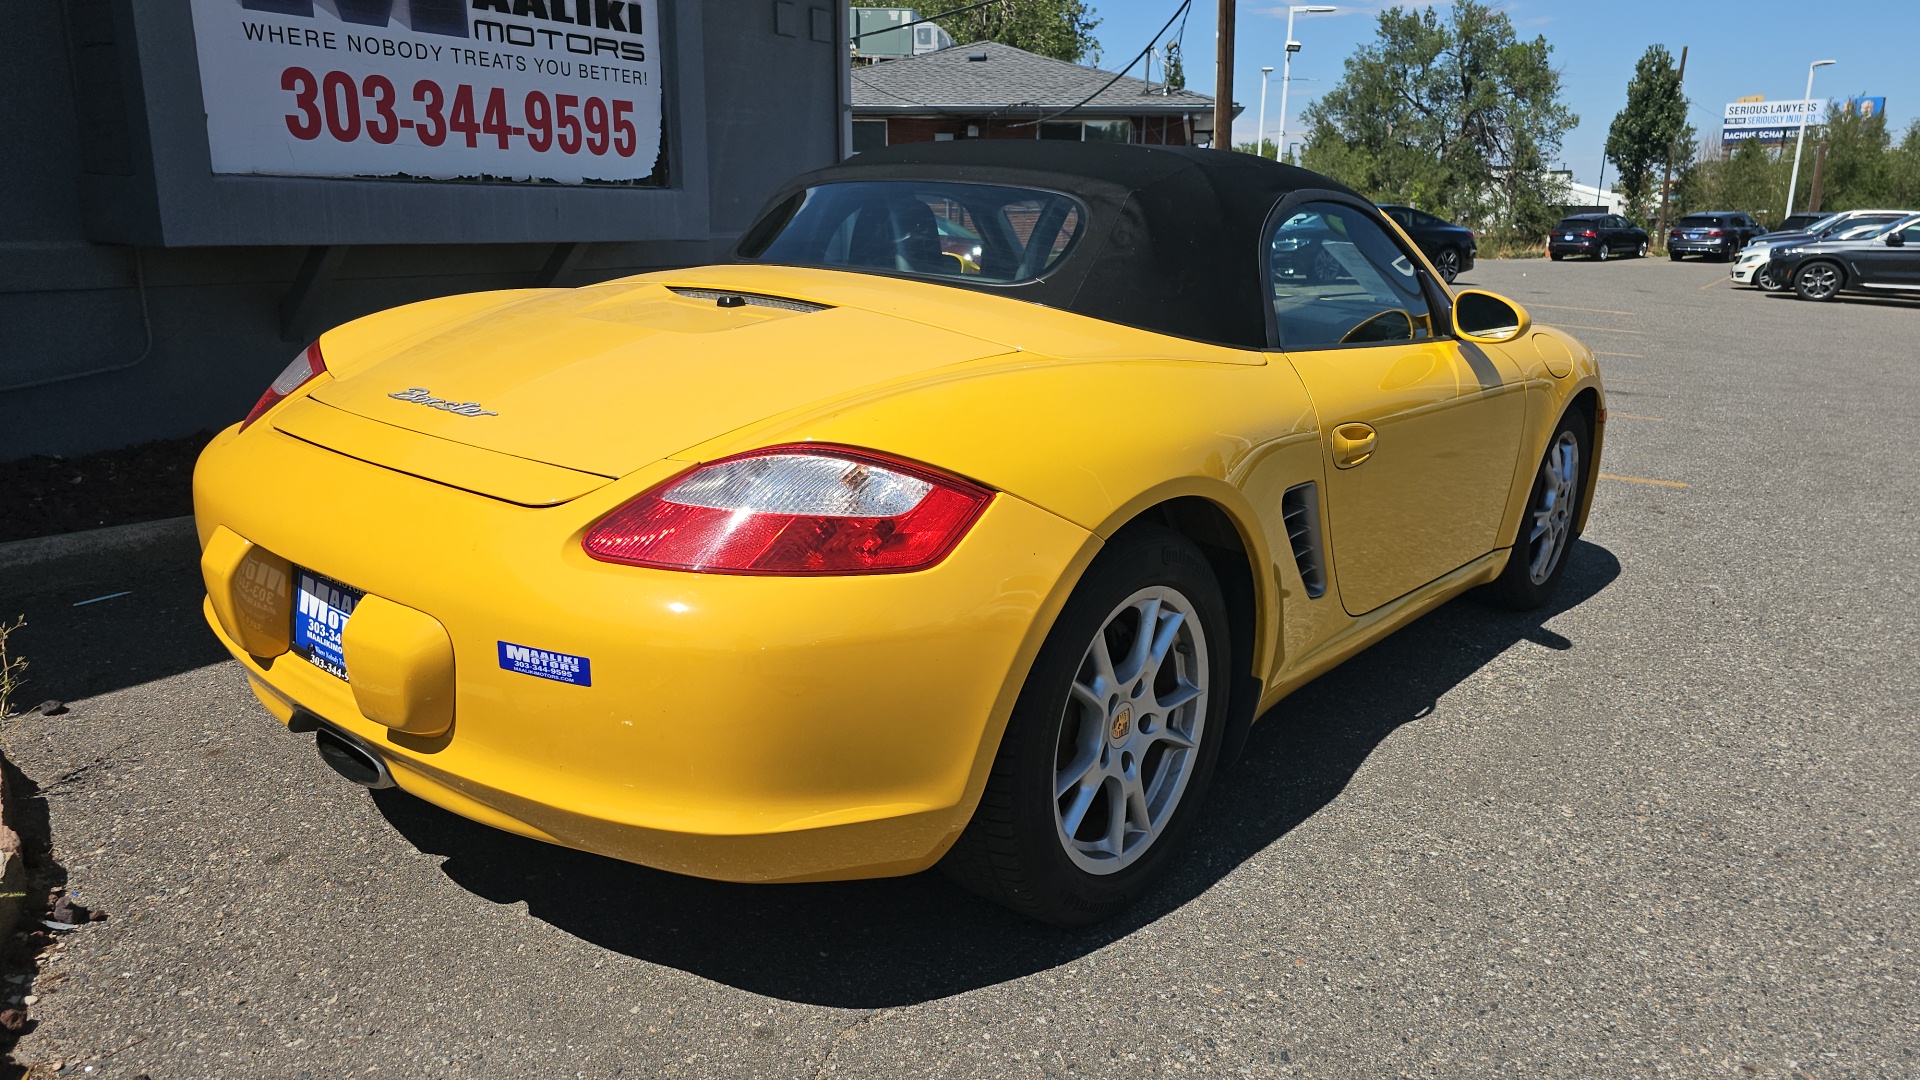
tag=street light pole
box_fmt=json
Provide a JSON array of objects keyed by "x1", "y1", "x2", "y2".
[
  {"x1": 1785, "y1": 60, "x2": 1835, "y2": 217},
  {"x1": 1277, "y1": 6, "x2": 1335, "y2": 166},
  {"x1": 1256, "y1": 67, "x2": 1273, "y2": 157}
]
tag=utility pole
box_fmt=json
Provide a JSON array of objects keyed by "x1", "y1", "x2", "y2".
[
  {"x1": 1213, "y1": 0, "x2": 1235, "y2": 150},
  {"x1": 1656, "y1": 45, "x2": 1687, "y2": 243},
  {"x1": 1808, "y1": 138, "x2": 1829, "y2": 213}
]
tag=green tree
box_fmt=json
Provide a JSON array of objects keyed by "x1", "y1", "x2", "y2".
[
  {"x1": 1814, "y1": 102, "x2": 1893, "y2": 210},
  {"x1": 1888, "y1": 121, "x2": 1920, "y2": 207},
  {"x1": 1297, "y1": 2, "x2": 1577, "y2": 242},
  {"x1": 854, "y1": 0, "x2": 1100, "y2": 64},
  {"x1": 1603, "y1": 45, "x2": 1692, "y2": 223},
  {"x1": 1711, "y1": 137, "x2": 1787, "y2": 222}
]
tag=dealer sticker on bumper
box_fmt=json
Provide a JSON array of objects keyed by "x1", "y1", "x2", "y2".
[
  {"x1": 292, "y1": 569, "x2": 361, "y2": 680},
  {"x1": 498, "y1": 641, "x2": 592, "y2": 687}
]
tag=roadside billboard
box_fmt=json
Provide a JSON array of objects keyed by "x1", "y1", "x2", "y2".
[
  {"x1": 188, "y1": 0, "x2": 664, "y2": 185},
  {"x1": 1721, "y1": 96, "x2": 1889, "y2": 146},
  {"x1": 1720, "y1": 99, "x2": 1816, "y2": 146}
]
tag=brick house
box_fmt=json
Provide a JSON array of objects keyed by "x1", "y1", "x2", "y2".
[{"x1": 851, "y1": 42, "x2": 1226, "y2": 152}]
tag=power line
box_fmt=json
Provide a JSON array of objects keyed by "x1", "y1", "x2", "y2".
[{"x1": 1010, "y1": 0, "x2": 1195, "y2": 128}]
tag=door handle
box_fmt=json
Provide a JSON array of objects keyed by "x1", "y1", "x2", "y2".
[{"x1": 1331, "y1": 422, "x2": 1377, "y2": 469}]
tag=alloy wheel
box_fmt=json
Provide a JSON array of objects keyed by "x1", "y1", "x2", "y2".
[
  {"x1": 1597, "y1": 244, "x2": 1610, "y2": 261},
  {"x1": 1524, "y1": 431, "x2": 1580, "y2": 585},
  {"x1": 1637, "y1": 241, "x2": 1648, "y2": 258},
  {"x1": 1798, "y1": 262, "x2": 1839, "y2": 300},
  {"x1": 1436, "y1": 248, "x2": 1461, "y2": 283},
  {"x1": 1052, "y1": 587, "x2": 1209, "y2": 876},
  {"x1": 1756, "y1": 266, "x2": 1779, "y2": 290}
]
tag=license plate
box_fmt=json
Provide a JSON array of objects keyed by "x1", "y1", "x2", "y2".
[
  {"x1": 291, "y1": 569, "x2": 362, "y2": 680},
  {"x1": 1563, "y1": 234, "x2": 1576, "y2": 240}
]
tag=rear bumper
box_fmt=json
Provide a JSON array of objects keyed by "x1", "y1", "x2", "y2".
[
  {"x1": 1548, "y1": 241, "x2": 1598, "y2": 255},
  {"x1": 195, "y1": 420, "x2": 1095, "y2": 883},
  {"x1": 1669, "y1": 240, "x2": 1733, "y2": 255}
]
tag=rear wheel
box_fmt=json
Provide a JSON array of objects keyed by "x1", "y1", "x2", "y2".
[
  {"x1": 1596, "y1": 244, "x2": 1610, "y2": 262},
  {"x1": 1794, "y1": 260, "x2": 1842, "y2": 301},
  {"x1": 1434, "y1": 246, "x2": 1462, "y2": 283},
  {"x1": 941, "y1": 526, "x2": 1230, "y2": 926},
  {"x1": 1668, "y1": 250, "x2": 1683, "y2": 262},
  {"x1": 1485, "y1": 410, "x2": 1589, "y2": 611},
  {"x1": 1636, "y1": 241, "x2": 1649, "y2": 258},
  {"x1": 1549, "y1": 251, "x2": 1565, "y2": 261}
]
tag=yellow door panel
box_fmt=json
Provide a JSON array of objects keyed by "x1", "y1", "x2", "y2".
[{"x1": 1287, "y1": 340, "x2": 1527, "y2": 615}]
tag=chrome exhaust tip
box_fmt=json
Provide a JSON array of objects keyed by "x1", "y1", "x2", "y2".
[{"x1": 314, "y1": 726, "x2": 396, "y2": 790}]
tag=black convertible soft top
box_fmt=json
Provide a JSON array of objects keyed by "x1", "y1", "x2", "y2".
[{"x1": 735, "y1": 141, "x2": 1368, "y2": 349}]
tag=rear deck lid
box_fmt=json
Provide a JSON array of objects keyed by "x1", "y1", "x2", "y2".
[{"x1": 308, "y1": 283, "x2": 1010, "y2": 480}]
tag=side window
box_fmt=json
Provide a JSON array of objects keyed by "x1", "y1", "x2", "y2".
[
  {"x1": 1384, "y1": 207, "x2": 1413, "y2": 228},
  {"x1": 1901, "y1": 223, "x2": 1920, "y2": 245},
  {"x1": 1267, "y1": 201, "x2": 1435, "y2": 349},
  {"x1": 1412, "y1": 210, "x2": 1443, "y2": 229}
]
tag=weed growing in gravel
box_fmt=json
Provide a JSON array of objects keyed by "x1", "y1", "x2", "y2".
[{"x1": 0, "y1": 617, "x2": 24, "y2": 723}]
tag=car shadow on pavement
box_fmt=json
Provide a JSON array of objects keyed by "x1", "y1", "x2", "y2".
[{"x1": 372, "y1": 540, "x2": 1621, "y2": 1008}]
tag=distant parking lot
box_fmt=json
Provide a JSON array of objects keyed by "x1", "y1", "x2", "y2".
[{"x1": 3, "y1": 255, "x2": 1916, "y2": 1078}]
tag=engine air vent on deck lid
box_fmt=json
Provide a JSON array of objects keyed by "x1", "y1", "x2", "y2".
[{"x1": 667, "y1": 288, "x2": 829, "y2": 313}]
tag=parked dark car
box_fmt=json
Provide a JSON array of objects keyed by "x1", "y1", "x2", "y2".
[
  {"x1": 1667, "y1": 211, "x2": 1766, "y2": 261},
  {"x1": 1377, "y1": 204, "x2": 1477, "y2": 282},
  {"x1": 1769, "y1": 214, "x2": 1920, "y2": 301},
  {"x1": 1548, "y1": 214, "x2": 1649, "y2": 261},
  {"x1": 1776, "y1": 212, "x2": 1828, "y2": 234},
  {"x1": 1733, "y1": 210, "x2": 1916, "y2": 288}
]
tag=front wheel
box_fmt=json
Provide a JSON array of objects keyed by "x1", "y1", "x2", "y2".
[
  {"x1": 1636, "y1": 241, "x2": 1649, "y2": 258},
  {"x1": 941, "y1": 526, "x2": 1230, "y2": 926},
  {"x1": 1794, "y1": 261, "x2": 1842, "y2": 301},
  {"x1": 1485, "y1": 410, "x2": 1590, "y2": 610},
  {"x1": 1755, "y1": 265, "x2": 1783, "y2": 291}
]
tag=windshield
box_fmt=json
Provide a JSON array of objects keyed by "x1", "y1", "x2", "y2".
[{"x1": 739, "y1": 181, "x2": 1085, "y2": 284}]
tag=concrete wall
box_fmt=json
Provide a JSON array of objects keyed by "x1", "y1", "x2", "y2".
[{"x1": 0, "y1": 0, "x2": 846, "y2": 461}]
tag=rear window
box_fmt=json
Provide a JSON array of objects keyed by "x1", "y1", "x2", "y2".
[
  {"x1": 1678, "y1": 215, "x2": 1724, "y2": 228},
  {"x1": 1555, "y1": 218, "x2": 1597, "y2": 231},
  {"x1": 738, "y1": 181, "x2": 1085, "y2": 285}
]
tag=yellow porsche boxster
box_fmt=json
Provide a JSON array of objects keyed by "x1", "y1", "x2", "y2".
[{"x1": 195, "y1": 143, "x2": 1602, "y2": 925}]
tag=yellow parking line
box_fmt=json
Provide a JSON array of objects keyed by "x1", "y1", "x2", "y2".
[
  {"x1": 1555, "y1": 324, "x2": 1644, "y2": 334},
  {"x1": 1600, "y1": 472, "x2": 1689, "y2": 488},
  {"x1": 1531, "y1": 303, "x2": 1639, "y2": 316},
  {"x1": 1608, "y1": 413, "x2": 1666, "y2": 421},
  {"x1": 1595, "y1": 351, "x2": 1645, "y2": 358},
  {"x1": 1698, "y1": 277, "x2": 1722, "y2": 290}
]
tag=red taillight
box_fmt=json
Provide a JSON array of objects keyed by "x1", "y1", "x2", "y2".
[
  {"x1": 1705, "y1": 228, "x2": 1724, "y2": 237},
  {"x1": 584, "y1": 445, "x2": 994, "y2": 575},
  {"x1": 1669, "y1": 229, "x2": 1682, "y2": 238},
  {"x1": 240, "y1": 342, "x2": 327, "y2": 430},
  {"x1": 1580, "y1": 230, "x2": 1597, "y2": 238}
]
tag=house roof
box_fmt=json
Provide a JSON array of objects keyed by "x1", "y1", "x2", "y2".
[{"x1": 851, "y1": 42, "x2": 1220, "y2": 118}]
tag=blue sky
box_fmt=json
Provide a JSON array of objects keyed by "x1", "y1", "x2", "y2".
[{"x1": 1088, "y1": 0, "x2": 1920, "y2": 190}]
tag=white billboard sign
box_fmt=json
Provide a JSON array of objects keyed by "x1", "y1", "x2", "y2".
[
  {"x1": 188, "y1": 0, "x2": 662, "y2": 185},
  {"x1": 1720, "y1": 99, "x2": 1816, "y2": 145}
]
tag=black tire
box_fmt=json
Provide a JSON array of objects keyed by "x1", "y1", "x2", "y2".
[
  {"x1": 1485, "y1": 409, "x2": 1591, "y2": 611},
  {"x1": 940, "y1": 525, "x2": 1232, "y2": 926},
  {"x1": 1636, "y1": 241, "x2": 1649, "y2": 258},
  {"x1": 1755, "y1": 265, "x2": 1782, "y2": 291},
  {"x1": 1549, "y1": 251, "x2": 1564, "y2": 261},
  {"x1": 1434, "y1": 246, "x2": 1462, "y2": 283},
  {"x1": 1668, "y1": 250, "x2": 1683, "y2": 262},
  {"x1": 1596, "y1": 244, "x2": 1610, "y2": 262},
  {"x1": 1793, "y1": 260, "x2": 1842, "y2": 301}
]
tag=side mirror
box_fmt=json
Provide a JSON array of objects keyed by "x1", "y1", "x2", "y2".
[
  {"x1": 1451, "y1": 290, "x2": 1530, "y2": 345},
  {"x1": 1887, "y1": 232, "x2": 1906, "y2": 247}
]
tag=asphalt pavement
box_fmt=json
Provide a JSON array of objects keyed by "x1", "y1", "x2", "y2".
[{"x1": 1, "y1": 256, "x2": 1915, "y2": 1078}]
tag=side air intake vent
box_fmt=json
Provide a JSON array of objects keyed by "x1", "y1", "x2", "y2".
[
  {"x1": 667, "y1": 287, "x2": 829, "y2": 313},
  {"x1": 1280, "y1": 481, "x2": 1328, "y2": 599}
]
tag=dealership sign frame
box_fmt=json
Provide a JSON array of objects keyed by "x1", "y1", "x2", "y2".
[
  {"x1": 69, "y1": 0, "x2": 719, "y2": 247},
  {"x1": 1721, "y1": 96, "x2": 1889, "y2": 146}
]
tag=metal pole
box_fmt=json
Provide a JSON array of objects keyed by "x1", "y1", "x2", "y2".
[
  {"x1": 1277, "y1": 7, "x2": 1296, "y2": 162},
  {"x1": 1596, "y1": 155, "x2": 1606, "y2": 213},
  {"x1": 1656, "y1": 45, "x2": 1687, "y2": 243},
  {"x1": 1257, "y1": 67, "x2": 1272, "y2": 158},
  {"x1": 1786, "y1": 60, "x2": 1834, "y2": 217},
  {"x1": 1213, "y1": 0, "x2": 1235, "y2": 150}
]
